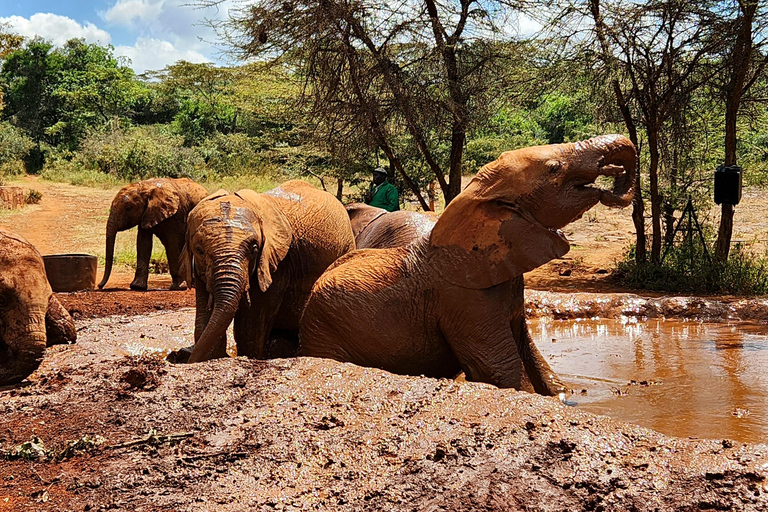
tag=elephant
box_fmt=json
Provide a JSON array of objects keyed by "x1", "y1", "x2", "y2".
[
  {"x1": 0, "y1": 228, "x2": 77, "y2": 386},
  {"x1": 345, "y1": 203, "x2": 437, "y2": 249},
  {"x1": 98, "y1": 177, "x2": 208, "y2": 291},
  {"x1": 298, "y1": 135, "x2": 635, "y2": 393},
  {"x1": 345, "y1": 202, "x2": 564, "y2": 396},
  {"x1": 181, "y1": 180, "x2": 356, "y2": 363}
]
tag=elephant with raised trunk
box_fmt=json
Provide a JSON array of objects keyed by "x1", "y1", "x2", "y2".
[
  {"x1": 1, "y1": 228, "x2": 76, "y2": 386},
  {"x1": 344, "y1": 202, "x2": 564, "y2": 396},
  {"x1": 299, "y1": 135, "x2": 636, "y2": 392},
  {"x1": 182, "y1": 180, "x2": 355, "y2": 363},
  {"x1": 99, "y1": 177, "x2": 208, "y2": 291}
]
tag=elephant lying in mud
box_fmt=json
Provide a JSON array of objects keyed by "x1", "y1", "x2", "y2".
[
  {"x1": 99, "y1": 177, "x2": 208, "y2": 291},
  {"x1": 345, "y1": 203, "x2": 437, "y2": 249},
  {"x1": 179, "y1": 180, "x2": 355, "y2": 363},
  {"x1": 299, "y1": 135, "x2": 635, "y2": 391},
  {"x1": 345, "y1": 202, "x2": 564, "y2": 396},
  {"x1": 0, "y1": 228, "x2": 76, "y2": 386}
]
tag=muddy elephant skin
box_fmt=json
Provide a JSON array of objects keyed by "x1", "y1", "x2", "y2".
[
  {"x1": 299, "y1": 135, "x2": 635, "y2": 391},
  {"x1": 0, "y1": 228, "x2": 76, "y2": 386},
  {"x1": 345, "y1": 203, "x2": 437, "y2": 250},
  {"x1": 183, "y1": 180, "x2": 356, "y2": 363},
  {"x1": 99, "y1": 177, "x2": 208, "y2": 291}
]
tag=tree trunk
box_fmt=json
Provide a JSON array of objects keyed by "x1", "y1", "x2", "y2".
[
  {"x1": 336, "y1": 179, "x2": 344, "y2": 201},
  {"x1": 648, "y1": 129, "x2": 662, "y2": 263}
]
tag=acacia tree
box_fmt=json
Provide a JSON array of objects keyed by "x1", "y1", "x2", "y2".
[
  {"x1": 713, "y1": 0, "x2": 768, "y2": 261},
  {"x1": 206, "y1": 0, "x2": 529, "y2": 208}
]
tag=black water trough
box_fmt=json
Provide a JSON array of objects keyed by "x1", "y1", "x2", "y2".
[{"x1": 43, "y1": 254, "x2": 98, "y2": 292}]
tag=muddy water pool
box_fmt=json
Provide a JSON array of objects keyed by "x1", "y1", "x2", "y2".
[{"x1": 531, "y1": 317, "x2": 768, "y2": 444}]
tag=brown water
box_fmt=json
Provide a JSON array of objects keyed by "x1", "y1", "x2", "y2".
[{"x1": 531, "y1": 317, "x2": 768, "y2": 444}]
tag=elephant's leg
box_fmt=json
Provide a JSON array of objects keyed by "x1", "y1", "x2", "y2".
[
  {"x1": 233, "y1": 280, "x2": 287, "y2": 359},
  {"x1": 161, "y1": 235, "x2": 186, "y2": 290},
  {"x1": 440, "y1": 300, "x2": 523, "y2": 389},
  {"x1": 131, "y1": 228, "x2": 153, "y2": 291},
  {"x1": 45, "y1": 295, "x2": 76, "y2": 346},
  {"x1": 510, "y1": 277, "x2": 566, "y2": 397}
]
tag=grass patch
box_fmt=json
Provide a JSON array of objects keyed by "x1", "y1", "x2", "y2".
[
  {"x1": 614, "y1": 243, "x2": 768, "y2": 296},
  {"x1": 40, "y1": 165, "x2": 126, "y2": 188},
  {"x1": 106, "y1": 228, "x2": 169, "y2": 271}
]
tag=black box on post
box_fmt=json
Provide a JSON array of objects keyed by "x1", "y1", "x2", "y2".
[{"x1": 714, "y1": 164, "x2": 742, "y2": 205}]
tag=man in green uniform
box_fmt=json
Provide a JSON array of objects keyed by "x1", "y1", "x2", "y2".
[{"x1": 366, "y1": 167, "x2": 399, "y2": 212}]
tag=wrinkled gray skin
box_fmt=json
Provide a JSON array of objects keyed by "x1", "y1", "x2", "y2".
[
  {"x1": 0, "y1": 228, "x2": 76, "y2": 386},
  {"x1": 299, "y1": 135, "x2": 636, "y2": 392},
  {"x1": 99, "y1": 177, "x2": 208, "y2": 291},
  {"x1": 345, "y1": 203, "x2": 438, "y2": 250},
  {"x1": 181, "y1": 180, "x2": 356, "y2": 363}
]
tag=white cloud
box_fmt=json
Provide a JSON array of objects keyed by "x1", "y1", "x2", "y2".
[
  {"x1": 101, "y1": 0, "x2": 165, "y2": 26},
  {"x1": 114, "y1": 37, "x2": 211, "y2": 74},
  {"x1": 0, "y1": 13, "x2": 111, "y2": 46}
]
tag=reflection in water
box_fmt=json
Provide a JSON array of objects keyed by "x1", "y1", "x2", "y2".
[{"x1": 530, "y1": 318, "x2": 768, "y2": 444}]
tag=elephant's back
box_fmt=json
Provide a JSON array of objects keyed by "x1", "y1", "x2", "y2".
[
  {"x1": 356, "y1": 210, "x2": 438, "y2": 249},
  {"x1": 299, "y1": 243, "x2": 455, "y2": 377}
]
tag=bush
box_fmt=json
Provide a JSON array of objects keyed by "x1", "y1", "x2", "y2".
[
  {"x1": 0, "y1": 122, "x2": 34, "y2": 176},
  {"x1": 614, "y1": 243, "x2": 768, "y2": 296},
  {"x1": 25, "y1": 189, "x2": 42, "y2": 204},
  {"x1": 49, "y1": 125, "x2": 206, "y2": 182}
]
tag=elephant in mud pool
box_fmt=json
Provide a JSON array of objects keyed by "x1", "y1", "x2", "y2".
[
  {"x1": 178, "y1": 180, "x2": 355, "y2": 363},
  {"x1": 298, "y1": 135, "x2": 636, "y2": 392},
  {"x1": 99, "y1": 177, "x2": 208, "y2": 291},
  {"x1": 345, "y1": 203, "x2": 438, "y2": 249},
  {"x1": 344, "y1": 202, "x2": 566, "y2": 396},
  {"x1": 0, "y1": 228, "x2": 77, "y2": 386}
]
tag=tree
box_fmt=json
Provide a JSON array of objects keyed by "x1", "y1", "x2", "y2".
[
  {"x1": 206, "y1": 0, "x2": 531, "y2": 208},
  {"x1": 713, "y1": 0, "x2": 768, "y2": 261}
]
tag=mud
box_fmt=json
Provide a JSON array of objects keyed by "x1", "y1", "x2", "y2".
[{"x1": 2, "y1": 291, "x2": 768, "y2": 510}]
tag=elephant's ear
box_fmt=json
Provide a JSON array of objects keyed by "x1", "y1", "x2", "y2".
[
  {"x1": 345, "y1": 203, "x2": 386, "y2": 239},
  {"x1": 428, "y1": 195, "x2": 570, "y2": 289},
  {"x1": 141, "y1": 182, "x2": 181, "y2": 229},
  {"x1": 238, "y1": 191, "x2": 293, "y2": 293}
]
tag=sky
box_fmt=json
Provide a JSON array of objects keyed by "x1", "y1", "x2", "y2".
[{"x1": 0, "y1": 0, "x2": 234, "y2": 74}]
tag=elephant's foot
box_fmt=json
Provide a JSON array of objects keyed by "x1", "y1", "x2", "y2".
[
  {"x1": 129, "y1": 281, "x2": 148, "y2": 291},
  {"x1": 169, "y1": 281, "x2": 187, "y2": 291},
  {"x1": 166, "y1": 346, "x2": 194, "y2": 363}
]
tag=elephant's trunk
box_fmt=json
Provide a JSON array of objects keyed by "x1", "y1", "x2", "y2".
[
  {"x1": 187, "y1": 251, "x2": 249, "y2": 363},
  {"x1": 0, "y1": 326, "x2": 47, "y2": 386},
  {"x1": 587, "y1": 134, "x2": 636, "y2": 208},
  {"x1": 98, "y1": 216, "x2": 120, "y2": 289}
]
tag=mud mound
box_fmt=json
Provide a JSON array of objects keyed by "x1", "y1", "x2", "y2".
[{"x1": 2, "y1": 353, "x2": 767, "y2": 511}]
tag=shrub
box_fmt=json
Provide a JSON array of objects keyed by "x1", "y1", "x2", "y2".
[
  {"x1": 48, "y1": 125, "x2": 206, "y2": 182},
  {"x1": 25, "y1": 189, "x2": 42, "y2": 204},
  {"x1": 0, "y1": 122, "x2": 34, "y2": 176},
  {"x1": 613, "y1": 242, "x2": 768, "y2": 296}
]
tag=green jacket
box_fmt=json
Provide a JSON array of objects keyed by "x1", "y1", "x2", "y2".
[{"x1": 367, "y1": 180, "x2": 399, "y2": 212}]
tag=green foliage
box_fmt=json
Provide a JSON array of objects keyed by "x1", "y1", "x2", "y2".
[
  {"x1": 614, "y1": 243, "x2": 768, "y2": 296},
  {"x1": 55, "y1": 125, "x2": 205, "y2": 181},
  {"x1": 0, "y1": 121, "x2": 33, "y2": 175}
]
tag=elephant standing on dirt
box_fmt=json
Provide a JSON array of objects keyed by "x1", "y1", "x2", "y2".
[
  {"x1": 299, "y1": 135, "x2": 636, "y2": 392},
  {"x1": 344, "y1": 202, "x2": 565, "y2": 396},
  {"x1": 99, "y1": 178, "x2": 208, "y2": 291},
  {"x1": 181, "y1": 180, "x2": 355, "y2": 363},
  {"x1": 0, "y1": 228, "x2": 76, "y2": 386}
]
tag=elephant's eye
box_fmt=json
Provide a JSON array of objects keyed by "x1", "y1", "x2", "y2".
[
  {"x1": 547, "y1": 160, "x2": 562, "y2": 174},
  {"x1": 194, "y1": 247, "x2": 204, "y2": 256}
]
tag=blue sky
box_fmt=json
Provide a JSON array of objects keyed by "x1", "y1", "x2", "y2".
[{"x1": 0, "y1": 0, "x2": 234, "y2": 73}]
